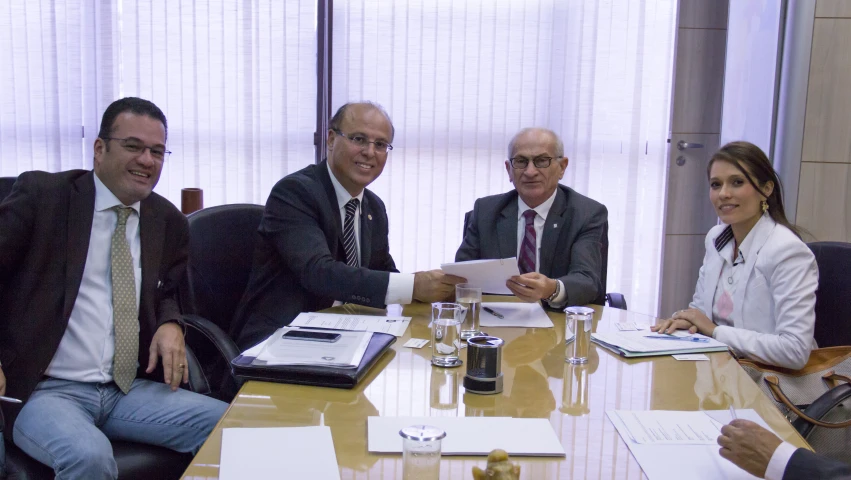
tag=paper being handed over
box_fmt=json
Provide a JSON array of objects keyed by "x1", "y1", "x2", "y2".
[{"x1": 440, "y1": 258, "x2": 520, "y2": 295}]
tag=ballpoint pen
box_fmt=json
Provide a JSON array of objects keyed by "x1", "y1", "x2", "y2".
[
  {"x1": 729, "y1": 404, "x2": 737, "y2": 420},
  {"x1": 483, "y1": 307, "x2": 504, "y2": 319},
  {"x1": 643, "y1": 335, "x2": 710, "y2": 343},
  {"x1": 0, "y1": 395, "x2": 22, "y2": 404}
]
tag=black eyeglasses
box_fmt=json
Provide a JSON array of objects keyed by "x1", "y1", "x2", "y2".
[
  {"x1": 102, "y1": 137, "x2": 171, "y2": 161},
  {"x1": 509, "y1": 156, "x2": 555, "y2": 169},
  {"x1": 333, "y1": 129, "x2": 393, "y2": 153}
]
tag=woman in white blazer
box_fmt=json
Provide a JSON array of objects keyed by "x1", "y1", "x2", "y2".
[{"x1": 653, "y1": 141, "x2": 818, "y2": 369}]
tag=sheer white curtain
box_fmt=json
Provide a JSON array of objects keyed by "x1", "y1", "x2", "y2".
[
  {"x1": 332, "y1": 0, "x2": 676, "y2": 317},
  {"x1": 0, "y1": 0, "x2": 317, "y2": 206}
]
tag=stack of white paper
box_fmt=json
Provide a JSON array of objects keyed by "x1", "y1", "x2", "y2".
[
  {"x1": 607, "y1": 409, "x2": 770, "y2": 480},
  {"x1": 290, "y1": 312, "x2": 411, "y2": 337},
  {"x1": 440, "y1": 258, "x2": 520, "y2": 295},
  {"x1": 592, "y1": 330, "x2": 728, "y2": 357},
  {"x1": 479, "y1": 302, "x2": 554, "y2": 328},
  {"x1": 253, "y1": 327, "x2": 372, "y2": 368},
  {"x1": 367, "y1": 416, "x2": 565, "y2": 456},
  {"x1": 220, "y1": 426, "x2": 341, "y2": 480}
]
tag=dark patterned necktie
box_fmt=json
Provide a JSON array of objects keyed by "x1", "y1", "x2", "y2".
[
  {"x1": 518, "y1": 210, "x2": 537, "y2": 274},
  {"x1": 343, "y1": 198, "x2": 360, "y2": 267},
  {"x1": 111, "y1": 206, "x2": 139, "y2": 394}
]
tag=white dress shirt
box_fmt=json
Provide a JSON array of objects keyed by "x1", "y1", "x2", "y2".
[
  {"x1": 45, "y1": 173, "x2": 142, "y2": 382},
  {"x1": 327, "y1": 163, "x2": 414, "y2": 305},
  {"x1": 517, "y1": 191, "x2": 568, "y2": 305},
  {"x1": 765, "y1": 442, "x2": 798, "y2": 480}
]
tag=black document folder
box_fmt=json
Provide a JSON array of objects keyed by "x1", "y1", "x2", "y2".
[{"x1": 231, "y1": 332, "x2": 396, "y2": 389}]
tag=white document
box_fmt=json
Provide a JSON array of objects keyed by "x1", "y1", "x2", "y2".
[
  {"x1": 592, "y1": 330, "x2": 728, "y2": 357},
  {"x1": 290, "y1": 311, "x2": 411, "y2": 337},
  {"x1": 254, "y1": 327, "x2": 372, "y2": 368},
  {"x1": 479, "y1": 302, "x2": 554, "y2": 328},
  {"x1": 367, "y1": 416, "x2": 565, "y2": 456},
  {"x1": 607, "y1": 409, "x2": 769, "y2": 480},
  {"x1": 220, "y1": 426, "x2": 340, "y2": 480},
  {"x1": 612, "y1": 410, "x2": 722, "y2": 445},
  {"x1": 440, "y1": 258, "x2": 520, "y2": 295}
]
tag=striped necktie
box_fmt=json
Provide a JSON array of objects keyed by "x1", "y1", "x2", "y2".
[
  {"x1": 111, "y1": 206, "x2": 139, "y2": 394},
  {"x1": 343, "y1": 198, "x2": 360, "y2": 267},
  {"x1": 518, "y1": 210, "x2": 537, "y2": 274}
]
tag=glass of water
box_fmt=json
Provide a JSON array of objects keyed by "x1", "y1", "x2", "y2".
[
  {"x1": 456, "y1": 283, "x2": 483, "y2": 340},
  {"x1": 400, "y1": 425, "x2": 445, "y2": 480},
  {"x1": 431, "y1": 302, "x2": 466, "y2": 367},
  {"x1": 565, "y1": 306, "x2": 594, "y2": 364}
]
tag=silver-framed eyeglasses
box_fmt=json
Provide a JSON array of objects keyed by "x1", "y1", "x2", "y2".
[
  {"x1": 102, "y1": 137, "x2": 171, "y2": 161},
  {"x1": 509, "y1": 156, "x2": 555, "y2": 169},
  {"x1": 333, "y1": 129, "x2": 393, "y2": 153}
]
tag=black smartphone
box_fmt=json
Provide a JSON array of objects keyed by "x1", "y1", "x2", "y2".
[{"x1": 281, "y1": 330, "x2": 341, "y2": 343}]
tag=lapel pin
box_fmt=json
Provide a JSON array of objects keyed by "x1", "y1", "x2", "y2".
[
  {"x1": 553, "y1": 223, "x2": 558, "y2": 228},
  {"x1": 368, "y1": 214, "x2": 373, "y2": 220}
]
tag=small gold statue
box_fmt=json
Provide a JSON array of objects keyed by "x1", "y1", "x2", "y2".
[{"x1": 472, "y1": 449, "x2": 521, "y2": 480}]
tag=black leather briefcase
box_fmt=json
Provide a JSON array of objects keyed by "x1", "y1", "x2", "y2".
[{"x1": 231, "y1": 332, "x2": 396, "y2": 389}]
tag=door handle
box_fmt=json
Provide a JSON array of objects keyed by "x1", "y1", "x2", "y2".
[{"x1": 677, "y1": 140, "x2": 704, "y2": 151}]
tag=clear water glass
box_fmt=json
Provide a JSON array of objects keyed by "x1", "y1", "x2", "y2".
[
  {"x1": 400, "y1": 425, "x2": 445, "y2": 480},
  {"x1": 456, "y1": 283, "x2": 483, "y2": 340},
  {"x1": 431, "y1": 302, "x2": 466, "y2": 367},
  {"x1": 565, "y1": 306, "x2": 594, "y2": 364}
]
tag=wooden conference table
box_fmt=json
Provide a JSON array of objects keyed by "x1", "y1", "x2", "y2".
[{"x1": 181, "y1": 299, "x2": 810, "y2": 479}]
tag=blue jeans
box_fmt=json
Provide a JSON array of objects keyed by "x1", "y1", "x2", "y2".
[{"x1": 12, "y1": 377, "x2": 227, "y2": 480}]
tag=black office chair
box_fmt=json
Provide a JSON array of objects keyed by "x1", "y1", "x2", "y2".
[
  {"x1": 0, "y1": 177, "x2": 15, "y2": 201},
  {"x1": 462, "y1": 210, "x2": 627, "y2": 310},
  {"x1": 179, "y1": 204, "x2": 266, "y2": 401},
  {"x1": 0, "y1": 174, "x2": 205, "y2": 480},
  {"x1": 807, "y1": 241, "x2": 851, "y2": 348}
]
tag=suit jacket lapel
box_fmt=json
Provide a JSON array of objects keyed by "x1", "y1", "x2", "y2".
[
  {"x1": 702, "y1": 248, "x2": 723, "y2": 317},
  {"x1": 497, "y1": 199, "x2": 518, "y2": 259},
  {"x1": 540, "y1": 188, "x2": 567, "y2": 277},
  {"x1": 139, "y1": 199, "x2": 165, "y2": 317},
  {"x1": 731, "y1": 217, "x2": 775, "y2": 326},
  {"x1": 64, "y1": 173, "x2": 96, "y2": 318},
  {"x1": 317, "y1": 160, "x2": 345, "y2": 252},
  {"x1": 360, "y1": 194, "x2": 373, "y2": 267}
]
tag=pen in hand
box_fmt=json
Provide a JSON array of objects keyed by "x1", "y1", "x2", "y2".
[
  {"x1": 483, "y1": 307, "x2": 504, "y2": 319},
  {"x1": 1, "y1": 395, "x2": 22, "y2": 404},
  {"x1": 729, "y1": 405, "x2": 737, "y2": 420}
]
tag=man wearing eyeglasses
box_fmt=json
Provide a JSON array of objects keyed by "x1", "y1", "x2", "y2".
[
  {"x1": 232, "y1": 102, "x2": 465, "y2": 350},
  {"x1": 0, "y1": 97, "x2": 227, "y2": 479},
  {"x1": 455, "y1": 127, "x2": 607, "y2": 309}
]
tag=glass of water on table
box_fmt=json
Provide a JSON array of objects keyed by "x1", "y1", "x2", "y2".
[
  {"x1": 431, "y1": 302, "x2": 466, "y2": 367},
  {"x1": 456, "y1": 283, "x2": 484, "y2": 340}
]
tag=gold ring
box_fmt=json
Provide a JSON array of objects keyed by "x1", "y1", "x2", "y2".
[{"x1": 178, "y1": 363, "x2": 185, "y2": 369}]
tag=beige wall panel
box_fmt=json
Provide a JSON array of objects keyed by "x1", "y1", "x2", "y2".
[
  {"x1": 659, "y1": 234, "x2": 706, "y2": 320},
  {"x1": 796, "y1": 162, "x2": 851, "y2": 242},
  {"x1": 672, "y1": 29, "x2": 727, "y2": 134},
  {"x1": 802, "y1": 19, "x2": 851, "y2": 164},
  {"x1": 665, "y1": 133, "x2": 721, "y2": 235},
  {"x1": 679, "y1": 0, "x2": 728, "y2": 29},
  {"x1": 817, "y1": 0, "x2": 851, "y2": 17}
]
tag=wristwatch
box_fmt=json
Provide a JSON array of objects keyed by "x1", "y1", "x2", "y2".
[{"x1": 546, "y1": 280, "x2": 561, "y2": 303}]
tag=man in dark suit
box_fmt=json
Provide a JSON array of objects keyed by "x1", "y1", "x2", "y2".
[
  {"x1": 719, "y1": 419, "x2": 851, "y2": 479},
  {"x1": 0, "y1": 97, "x2": 226, "y2": 479},
  {"x1": 455, "y1": 127, "x2": 607, "y2": 308},
  {"x1": 233, "y1": 102, "x2": 464, "y2": 349}
]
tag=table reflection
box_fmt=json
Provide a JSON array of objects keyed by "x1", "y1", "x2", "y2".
[{"x1": 182, "y1": 300, "x2": 810, "y2": 480}]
